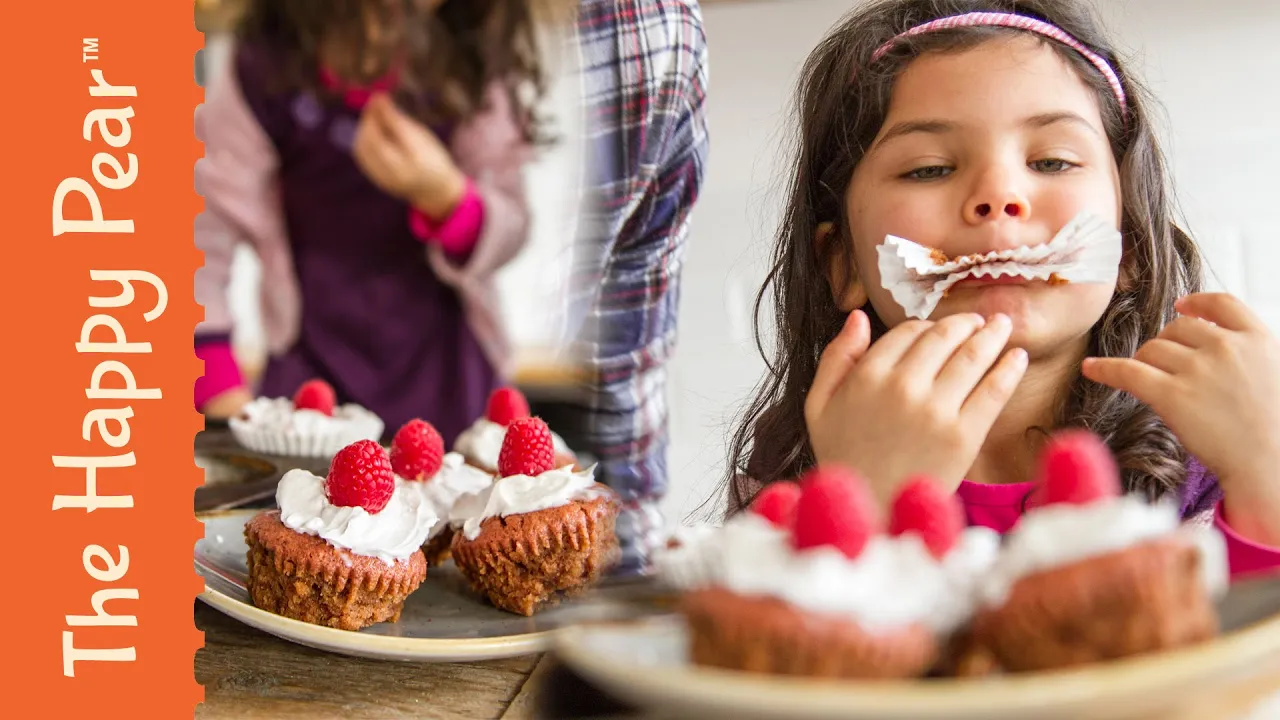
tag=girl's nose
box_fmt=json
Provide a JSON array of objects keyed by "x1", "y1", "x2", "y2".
[{"x1": 964, "y1": 168, "x2": 1030, "y2": 225}]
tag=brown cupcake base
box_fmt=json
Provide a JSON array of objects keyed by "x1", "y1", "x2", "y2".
[
  {"x1": 681, "y1": 587, "x2": 939, "y2": 679},
  {"x1": 969, "y1": 537, "x2": 1218, "y2": 672},
  {"x1": 422, "y1": 527, "x2": 455, "y2": 567},
  {"x1": 244, "y1": 511, "x2": 427, "y2": 631},
  {"x1": 451, "y1": 494, "x2": 620, "y2": 616}
]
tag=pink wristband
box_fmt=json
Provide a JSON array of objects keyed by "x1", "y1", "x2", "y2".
[
  {"x1": 1215, "y1": 502, "x2": 1280, "y2": 580},
  {"x1": 195, "y1": 342, "x2": 245, "y2": 410},
  {"x1": 409, "y1": 179, "x2": 485, "y2": 257}
]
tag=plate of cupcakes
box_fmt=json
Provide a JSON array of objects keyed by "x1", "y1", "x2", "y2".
[
  {"x1": 195, "y1": 387, "x2": 626, "y2": 662},
  {"x1": 552, "y1": 431, "x2": 1280, "y2": 720}
]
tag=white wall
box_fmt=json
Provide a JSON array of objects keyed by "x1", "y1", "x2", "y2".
[{"x1": 663, "y1": 0, "x2": 1280, "y2": 524}]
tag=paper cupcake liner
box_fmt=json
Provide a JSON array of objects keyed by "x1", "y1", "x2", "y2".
[
  {"x1": 680, "y1": 587, "x2": 939, "y2": 679},
  {"x1": 229, "y1": 415, "x2": 385, "y2": 459},
  {"x1": 450, "y1": 496, "x2": 621, "y2": 616},
  {"x1": 244, "y1": 511, "x2": 426, "y2": 631},
  {"x1": 970, "y1": 537, "x2": 1218, "y2": 672},
  {"x1": 877, "y1": 210, "x2": 1122, "y2": 319}
]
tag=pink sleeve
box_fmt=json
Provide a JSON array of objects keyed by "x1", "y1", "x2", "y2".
[
  {"x1": 194, "y1": 342, "x2": 245, "y2": 410},
  {"x1": 194, "y1": 44, "x2": 285, "y2": 337},
  {"x1": 425, "y1": 80, "x2": 531, "y2": 288},
  {"x1": 1215, "y1": 502, "x2": 1280, "y2": 580},
  {"x1": 408, "y1": 177, "x2": 485, "y2": 259}
]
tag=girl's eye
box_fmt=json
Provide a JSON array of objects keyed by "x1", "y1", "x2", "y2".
[
  {"x1": 903, "y1": 165, "x2": 953, "y2": 181},
  {"x1": 1029, "y1": 158, "x2": 1078, "y2": 173}
]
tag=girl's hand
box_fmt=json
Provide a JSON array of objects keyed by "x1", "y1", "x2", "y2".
[
  {"x1": 202, "y1": 386, "x2": 253, "y2": 420},
  {"x1": 352, "y1": 94, "x2": 467, "y2": 220},
  {"x1": 1083, "y1": 293, "x2": 1280, "y2": 544},
  {"x1": 804, "y1": 310, "x2": 1028, "y2": 505}
]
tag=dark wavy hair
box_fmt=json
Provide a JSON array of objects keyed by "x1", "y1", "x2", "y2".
[
  {"x1": 723, "y1": 0, "x2": 1204, "y2": 516},
  {"x1": 236, "y1": 0, "x2": 548, "y2": 143}
]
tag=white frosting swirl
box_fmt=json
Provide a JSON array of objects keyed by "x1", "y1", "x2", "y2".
[
  {"x1": 236, "y1": 396, "x2": 383, "y2": 437},
  {"x1": 394, "y1": 452, "x2": 495, "y2": 539},
  {"x1": 980, "y1": 494, "x2": 1229, "y2": 606},
  {"x1": 452, "y1": 418, "x2": 572, "y2": 469},
  {"x1": 275, "y1": 468, "x2": 439, "y2": 564},
  {"x1": 450, "y1": 464, "x2": 607, "y2": 540},
  {"x1": 653, "y1": 514, "x2": 1001, "y2": 635}
]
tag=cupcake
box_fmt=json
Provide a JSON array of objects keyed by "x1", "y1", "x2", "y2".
[
  {"x1": 454, "y1": 387, "x2": 577, "y2": 473},
  {"x1": 968, "y1": 430, "x2": 1228, "y2": 672},
  {"x1": 244, "y1": 439, "x2": 434, "y2": 630},
  {"x1": 387, "y1": 418, "x2": 495, "y2": 566},
  {"x1": 229, "y1": 379, "x2": 384, "y2": 458},
  {"x1": 667, "y1": 469, "x2": 999, "y2": 679},
  {"x1": 449, "y1": 416, "x2": 620, "y2": 616}
]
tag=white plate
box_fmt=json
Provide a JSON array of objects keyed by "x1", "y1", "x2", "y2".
[
  {"x1": 553, "y1": 578, "x2": 1280, "y2": 720},
  {"x1": 196, "y1": 509, "x2": 649, "y2": 662}
]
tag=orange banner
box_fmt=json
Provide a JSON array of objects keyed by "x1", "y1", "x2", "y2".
[{"x1": 2, "y1": 2, "x2": 203, "y2": 716}]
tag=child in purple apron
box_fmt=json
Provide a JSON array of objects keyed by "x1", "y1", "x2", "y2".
[{"x1": 195, "y1": 0, "x2": 542, "y2": 444}]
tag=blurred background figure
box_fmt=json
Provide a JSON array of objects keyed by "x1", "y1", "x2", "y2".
[
  {"x1": 565, "y1": 0, "x2": 710, "y2": 571},
  {"x1": 194, "y1": 0, "x2": 583, "y2": 446}
]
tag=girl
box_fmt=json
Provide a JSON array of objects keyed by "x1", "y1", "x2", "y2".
[
  {"x1": 724, "y1": 0, "x2": 1280, "y2": 578},
  {"x1": 195, "y1": 0, "x2": 544, "y2": 443}
]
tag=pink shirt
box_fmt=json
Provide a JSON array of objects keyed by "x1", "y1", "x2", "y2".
[{"x1": 957, "y1": 480, "x2": 1280, "y2": 580}]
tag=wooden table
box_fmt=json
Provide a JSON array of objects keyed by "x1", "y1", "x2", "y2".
[{"x1": 196, "y1": 603, "x2": 551, "y2": 719}]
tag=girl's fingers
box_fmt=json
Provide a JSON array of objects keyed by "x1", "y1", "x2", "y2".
[
  {"x1": 894, "y1": 313, "x2": 988, "y2": 381},
  {"x1": 933, "y1": 314, "x2": 1015, "y2": 408},
  {"x1": 806, "y1": 310, "x2": 872, "y2": 416},
  {"x1": 1175, "y1": 293, "x2": 1259, "y2": 333},
  {"x1": 1081, "y1": 356, "x2": 1171, "y2": 404},
  {"x1": 1133, "y1": 338, "x2": 1196, "y2": 375},
  {"x1": 958, "y1": 348, "x2": 1029, "y2": 429},
  {"x1": 1159, "y1": 314, "x2": 1227, "y2": 350},
  {"x1": 856, "y1": 319, "x2": 936, "y2": 377}
]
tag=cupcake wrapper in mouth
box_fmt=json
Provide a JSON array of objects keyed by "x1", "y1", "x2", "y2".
[{"x1": 876, "y1": 210, "x2": 1123, "y2": 319}]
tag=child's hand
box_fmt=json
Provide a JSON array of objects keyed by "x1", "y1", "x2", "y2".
[
  {"x1": 352, "y1": 94, "x2": 467, "y2": 220},
  {"x1": 1083, "y1": 293, "x2": 1280, "y2": 544},
  {"x1": 202, "y1": 386, "x2": 253, "y2": 420},
  {"x1": 804, "y1": 310, "x2": 1028, "y2": 505}
]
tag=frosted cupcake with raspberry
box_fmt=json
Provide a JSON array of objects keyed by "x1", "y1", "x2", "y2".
[
  {"x1": 676, "y1": 468, "x2": 1000, "y2": 679},
  {"x1": 229, "y1": 379, "x2": 385, "y2": 458},
  {"x1": 244, "y1": 439, "x2": 433, "y2": 630},
  {"x1": 387, "y1": 418, "x2": 495, "y2": 566},
  {"x1": 966, "y1": 431, "x2": 1228, "y2": 673},
  {"x1": 453, "y1": 387, "x2": 576, "y2": 473},
  {"x1": 449, "y1": 417, "x2": 619, "y2": 616}
]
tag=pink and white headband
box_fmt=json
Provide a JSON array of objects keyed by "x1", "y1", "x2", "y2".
[{"x1": 868, "y1": 12, "x2": 1127, "y2": 119}]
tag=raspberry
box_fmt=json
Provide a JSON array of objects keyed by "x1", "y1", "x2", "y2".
[
  {"x1": 497, "y1": 417, "x2": 555, "y2": 477},
  {"x1": 791, "y1": 465, "x2": 882, "y2": 559},
  {"x1": 293, "y1": 379, "x2": 336, "y2": 416},
  {"x1": 749, "y1": 482, "x2": 801, "y2": 530},
  {"x1": 486, "y1": 387, "x2": 531, "y2": 426},
  {"x1": 889, "y1": 476, "x2": 964, "y2": 559},
  {"x1": 325, "y1": 440, "x2": 395, "y2": 513},
  {"x1": 1033, "y1": 429, "x2": 1120, "y2": 507},
  {"x1": 389, "y1": 418, "x2": 444, "y2": 481}
]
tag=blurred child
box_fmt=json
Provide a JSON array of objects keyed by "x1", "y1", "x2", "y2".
[{"x1": 195, "y1": 0, "x2": 545, "y2": 443}]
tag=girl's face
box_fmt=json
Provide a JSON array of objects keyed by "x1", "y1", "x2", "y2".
[{"x1": 844, "y1": 36, "x2": 1122, "y2": 359}]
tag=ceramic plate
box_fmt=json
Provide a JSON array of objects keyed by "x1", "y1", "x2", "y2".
[
  {"x1": 196, "y1": 509, "x2": 660, "y2": 662},
  {"x1": 553, "y1": 576, "x2": 1280, "y2": 720}
]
